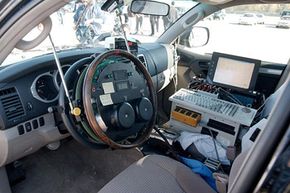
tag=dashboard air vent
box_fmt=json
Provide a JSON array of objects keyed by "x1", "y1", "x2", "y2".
[
  {"x1": 0, "y1": 87, "x2": 25, "y2": 121},
  {"x1": 137, "y1": 54, "x2": 147, "y2": 68}
]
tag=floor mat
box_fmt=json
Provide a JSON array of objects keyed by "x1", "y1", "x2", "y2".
[{"x1": 11, "y1": 139, "x2": 143, "y2": 193}]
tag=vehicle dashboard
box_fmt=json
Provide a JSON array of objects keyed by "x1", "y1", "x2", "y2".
[
  {"x1": 0, "y1": 43, "x2": 177, "y2": 166},
  {"x1": 0, "y1": 42, "x2": 286, "y2": 167}
]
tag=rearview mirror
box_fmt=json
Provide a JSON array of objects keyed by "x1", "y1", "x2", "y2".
[
  {"x1": 180, "y1": 26, "x2": 209, "y2": 47},
  {"x1": 130, "y1": 0, "x2": 170, "y2": 16}
]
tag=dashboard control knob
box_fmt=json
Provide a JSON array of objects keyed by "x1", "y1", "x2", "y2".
[{"x1": 48, "y1": 107, "x2": 54, "y2": 113}]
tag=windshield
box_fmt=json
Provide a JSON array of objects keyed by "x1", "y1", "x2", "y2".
[{"x1": 2, "y1": 0, "x2": 197, "y2": 66}]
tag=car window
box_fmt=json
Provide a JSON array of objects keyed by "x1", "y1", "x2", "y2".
[
  {"x1": 180, "y1": 4, "x2": 290, "y2": 64},
  {"x1": 2, "y1": 0, "x2": 197, "y2": 66},
  {"x1": 281, "y1": 10, "x2": 290, "y2": 16}
]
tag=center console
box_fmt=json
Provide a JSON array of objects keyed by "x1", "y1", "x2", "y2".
[{"x1": 169, "y1": 89, "x2": 257, "y2": 146}]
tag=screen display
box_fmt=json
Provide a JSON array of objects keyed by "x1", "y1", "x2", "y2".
[{"x1": 213, "y1": 57, "x2": 256, "y2": 89}]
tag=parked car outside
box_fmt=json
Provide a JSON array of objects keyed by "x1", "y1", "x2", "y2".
[
  {"x1": 239, "y1": 13, "x2": 257, "y2": 25},
  {"x1": 276, "y1": 10, "x2": 290, "y2": 28},
  {"x1": 255, "y1": 13, "x2": 264, "y2": 24}
]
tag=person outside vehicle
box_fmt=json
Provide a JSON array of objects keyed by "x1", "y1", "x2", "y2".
[{"x1": 162, "y1": 1, "x2": 177, "y2": 30}]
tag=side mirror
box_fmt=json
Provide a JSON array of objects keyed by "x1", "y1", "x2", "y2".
[
  {"x1": 130, "y1": 0, "x2": 170, "y2": 16},
  {"x1": 180, "y1": 26, "x2": 209, "y2": 48}
]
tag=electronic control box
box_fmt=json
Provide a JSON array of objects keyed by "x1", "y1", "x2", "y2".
[
  {"x1": 169, "y1": 89, "x2": 257, "y2": 146},
  {"x1": 105, "y1": 36, "x2": 138, "y2": 56}
]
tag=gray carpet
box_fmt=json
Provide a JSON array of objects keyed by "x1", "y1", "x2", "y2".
[{"x1": 12, "y1": 139, "x2": 143, "y2": 193}]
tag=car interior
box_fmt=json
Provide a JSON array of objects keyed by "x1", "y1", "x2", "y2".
[{"x1": 0, "y1": 0, "x2": 289, "y2": 193}]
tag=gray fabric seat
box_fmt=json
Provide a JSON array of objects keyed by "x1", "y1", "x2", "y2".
[
  {"x1": 98, "y1": 81, "x2": 288, "y2": 193},
  {"x1": 98, "y1": 154, "x2": 216, "y2": 193}
]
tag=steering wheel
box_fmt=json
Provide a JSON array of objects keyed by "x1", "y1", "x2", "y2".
[{"x1": 59, "y1": 50, "x2": 157, "y2": 149}]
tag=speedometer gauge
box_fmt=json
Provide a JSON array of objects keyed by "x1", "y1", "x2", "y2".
[{"x1": 31, "y1": 73, "x2": 59, "y2": 103}]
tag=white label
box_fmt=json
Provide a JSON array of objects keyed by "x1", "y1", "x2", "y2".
[
  {"x1": 100, "y1": 94, "x2": 113, "y2": 106},
  {"x1": 102, "y1": 82, "x2": 115, "y2": 94}
]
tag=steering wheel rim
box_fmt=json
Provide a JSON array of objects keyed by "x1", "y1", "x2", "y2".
[
  {"x1": 83, "y1": 49, "x2": 157, "y2": 149},
  {"x1": 59, "y1": 56, "x2": 108, "y2": 149}
]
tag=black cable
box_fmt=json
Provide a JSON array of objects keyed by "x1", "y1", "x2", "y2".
[
  {"x1": 209, "y1": 129, "x2": 220, "y2": 162},
  {"x1": 219, "y1": 88, "x2": 243, "y2": 105},
  {"x1": 153, "y1": 126, "x2": 180, "y2": 161},
  {"x1": 218, "y1": 88, "x2": 243, "y2": 105},
  {"x1": 209, "y1": 129, "x2": 225, "y2": 173},
  {"x1": 252, "y1": 94, "x2": 270, "y2": 125}
]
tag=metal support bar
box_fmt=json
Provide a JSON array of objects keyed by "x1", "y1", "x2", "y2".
[{"x1": 48, "y1": 34, "x2": 74, "y2": 112}]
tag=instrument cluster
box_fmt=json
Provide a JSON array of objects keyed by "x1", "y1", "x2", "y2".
[{"x1": 30, "y1": 65, "x2": 70, "y2": 103}]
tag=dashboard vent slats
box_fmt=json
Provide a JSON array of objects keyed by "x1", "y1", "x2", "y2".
[
  {"x1": 0, "y1": 87, "x2": 16, "y2": 96},
  {"x1": 0, "y1": 87, "x2": 25, "y2": 121},
  {"x1": 137, "y1": 55, "x2": 147, "y2": 68}
]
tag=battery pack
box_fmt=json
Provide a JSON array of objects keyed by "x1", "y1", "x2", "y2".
[{"x1": 171, "y1": 106, "x2": 201, "y2": 127}]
